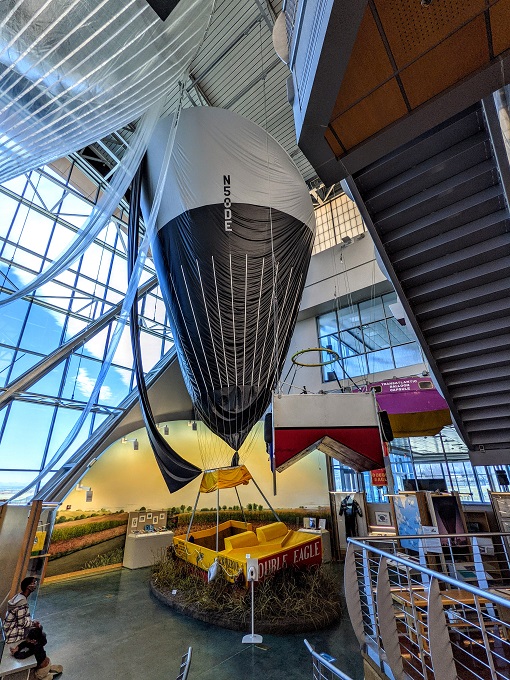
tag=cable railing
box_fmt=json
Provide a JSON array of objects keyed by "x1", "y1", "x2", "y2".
[
  {"x1": 345, "y1": 533, "x2": 510, "y2": 680},
  {"x1": 304, "y1": 639, "x2": 354, "y2": 680}
]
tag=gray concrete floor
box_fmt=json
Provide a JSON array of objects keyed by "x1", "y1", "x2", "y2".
[{"x1": 36, "y1": 567, "x2": 363, "y2": 680}]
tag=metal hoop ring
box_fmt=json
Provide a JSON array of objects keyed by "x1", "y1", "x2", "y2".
[{"x1": 291, "y1": 347, "x2": 340, "y2": 367}]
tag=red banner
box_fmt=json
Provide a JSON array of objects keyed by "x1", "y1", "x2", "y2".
[
  {"x1": 256, "y1": 537, "x2": 322, "y2": 580},
  {"x1": 370, "y1": 468, "x2": 388, "y2": 487}
]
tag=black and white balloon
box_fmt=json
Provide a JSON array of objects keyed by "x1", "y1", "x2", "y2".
[{"x1": 142, "y1": 107, "x2": 315, "y2": 452}]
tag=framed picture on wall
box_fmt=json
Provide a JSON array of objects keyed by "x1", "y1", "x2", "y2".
[
  {"x1": 147, "y1": 513, "x2": 153, "y2": 520},
  {"x1": 160, "y1": 513, "x2": 165, "y2": 520},
  {"x1": 139, "y1": 515, "x2": 145, "y2": 523},
  {"x1": 392, "y1": 494, "x2": 422, "y2": 550},
  {"x1": 153, "y1": 516, "x2": 158, "y2": 524},
  {"x1": 375, "y1": 511, "x2": 392, "y2": 527},
  {"x1": 131, "y1": 518, "x2": 138, "y2": 528},
  {"x1": 430, "y1": 494, "x2": 467, "y2": 546}
]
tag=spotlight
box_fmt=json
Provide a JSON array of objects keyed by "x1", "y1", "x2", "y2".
[
  {"x1": 192, "y1": 421, "x2": 197, "y2": 431},
  {"x1": 163, "y1": 425, "x2": 169, "y2": 435}
]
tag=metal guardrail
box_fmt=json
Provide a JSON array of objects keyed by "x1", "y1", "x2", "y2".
[
  {"x1": 345, "y1": 533, "x2": 510, "y2": 680},
  {"x1": 175, "y1": 646, "x2": 192, "y2": 680},
  {"x1": 304, "y1": 640, "x2": 354, "y2": 680}
]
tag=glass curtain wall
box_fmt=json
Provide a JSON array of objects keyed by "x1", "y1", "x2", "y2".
[
  {"x1": 317, "y1": 292, "x2": 423, "y2": 383},
  {"x1": 0, "y1": 159, "x2": 173, "y2": 499},
  {"x1": 331, "y1": 425, "x2": 507, "y2": 505},
  {"x1": 312, "y1": 192, "x2": 365, "y2": 255}
]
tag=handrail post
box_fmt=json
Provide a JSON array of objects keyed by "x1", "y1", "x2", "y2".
[
  {"x1": 427, "y1": 578, "x2": 457, "y2": 680},
  {"x1": 344, "y1": 542, "x2": 366, "y2": 647},
  {"x1": 376, "y1": 556, "x2": 405, "y2": 680}
]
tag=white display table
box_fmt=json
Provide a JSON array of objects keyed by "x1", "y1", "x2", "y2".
[
  {"x1": 0, "y1": 651, "x2": 36, "y2": 680},
  {"x1": 298, "y1": 529, "x2": 332, "y2": 563},
  {"x1": 123, "y1": 531, "x2": 174, "y2": 569}
]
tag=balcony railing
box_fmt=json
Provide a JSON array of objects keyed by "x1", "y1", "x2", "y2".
[{"x1": 345, "y1": 533, "x2": 510, "y2": 680}]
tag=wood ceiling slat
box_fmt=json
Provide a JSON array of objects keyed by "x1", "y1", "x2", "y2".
[
  {"x1": 490, "y1": 0, "x2": 510, "y2": 56},
  {"x1": 331, "y1": 8, "x2": 394, "y2": 119},
  {"x1": 399, "y1": 16, "x2": 489, "y2": 109},
  {"x1": 330, "y1": 79, "x2": 408, "y2": 151},
  {"x1": 373, "y1": 0, "x2": 484, "y2": 69}
]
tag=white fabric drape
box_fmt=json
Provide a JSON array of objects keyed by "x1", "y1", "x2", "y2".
[
  {"x1": 0, "y1": 0, "x2": 213, "y2": 182},
  {"x1": 0, "y1": 98, "x2": 163, "y2": 309}
]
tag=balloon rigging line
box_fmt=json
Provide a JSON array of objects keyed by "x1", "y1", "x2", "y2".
[
  {"x1": 228, "y1": 252, "x2": 238, "y2": 384},
  {"x1": 180, "y1": 263, "x2": 216, "y2": 388},
  {"x1": 258, "y1": 20, "x2": 279, "y2": 397},
  {"x1": 195, "y1": 269, "x2": 223, "y2": 471},
  {"x1": 262, "y1": 265, "x2": 295, "y2": 391},
  {"x1": 199, "y1": 258, "x2": 224, "y2": 453},
  {"x1": 262, "y1": 260, "x2": 295, "y2": 390},
  {"x1": 242, "y1": 257, "x2": 258, "y2": 448},
  {"x1": 248, "y1": 256, "x2": 265, "y2": 387},
  {"x1": 196, "y1": 259, "x2": 223, "y2": 388},
  {"x1": 211, "y1": 256, "x2": 229, "y2": 388},
  {"x1": 256, "y1": 261, "x2": 280, "y2": 387},
  {"x1": 166, "y1": 265, "x2": 209, "y2": 396}
]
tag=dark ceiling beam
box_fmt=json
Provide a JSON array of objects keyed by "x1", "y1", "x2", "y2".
[
  {"x1": 482, "y1": 93, "x2": 510, "y2": 211},
  {"x1": 253, "y1": 0, "x2": 276, "y2": 29},
  {"x1": 188, "y1": 74, "x2": 213, "y2": 106}
]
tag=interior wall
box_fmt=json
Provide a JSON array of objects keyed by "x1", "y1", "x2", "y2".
[
  {"x1": 0, "y1": 506, "x2": 32, "y2": 616},
  {"x1": 63, "y1": 420, "x2": 330, "y2": 513}
]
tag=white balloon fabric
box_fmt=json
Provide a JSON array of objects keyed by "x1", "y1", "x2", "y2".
[{"x1": 0, "y1": 0, "x2": 214, "y2": 183}]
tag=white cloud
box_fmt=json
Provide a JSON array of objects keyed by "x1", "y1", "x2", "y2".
[{"x1": 76, "y1": 367, "x2": 112, "y2": 402}]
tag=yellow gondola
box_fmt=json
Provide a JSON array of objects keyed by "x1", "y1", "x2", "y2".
[{"x1": 173, "y1": 465, "x2": 322, "y2": 583}]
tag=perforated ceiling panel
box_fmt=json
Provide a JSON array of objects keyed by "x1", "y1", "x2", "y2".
[
  {"x1": 373, "y1": 0, "x2": 483, "y2": 66},
  {"x1": 326, "y1": 1, "x2": 502, "y2": 162}
]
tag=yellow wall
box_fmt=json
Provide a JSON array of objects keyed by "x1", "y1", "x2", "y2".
[{"x1": 64, "y1": 421, "x2": 330, "y2": 512}]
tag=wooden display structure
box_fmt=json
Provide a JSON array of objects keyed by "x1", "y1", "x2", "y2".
[{"x1": 488, "y1": 492, "x2": 510, "y2": 581}]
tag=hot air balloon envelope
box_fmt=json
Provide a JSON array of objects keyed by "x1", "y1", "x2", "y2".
[{"x1": 141, "y1": 107, "x2": 315, "y2": 451}]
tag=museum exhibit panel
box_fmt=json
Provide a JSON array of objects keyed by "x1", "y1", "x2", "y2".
[{"x1": 1, "y1": 2, "x2": 510, "y2": 680}]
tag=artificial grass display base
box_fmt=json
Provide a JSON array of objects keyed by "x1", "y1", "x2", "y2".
[{"x1": 150, "y1": 552, "x2": 342, "y2": 633}]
